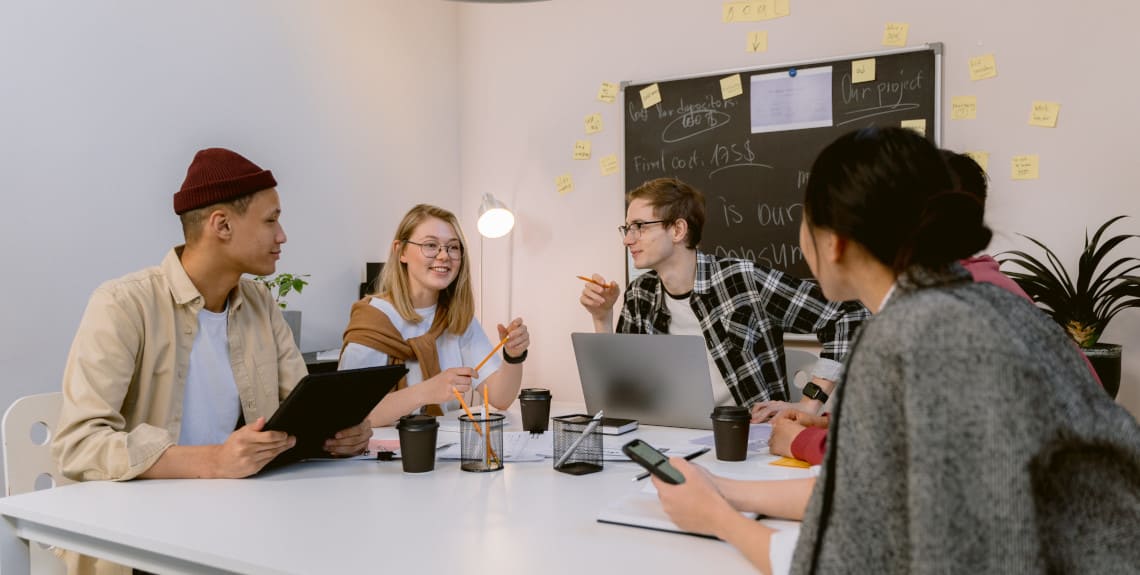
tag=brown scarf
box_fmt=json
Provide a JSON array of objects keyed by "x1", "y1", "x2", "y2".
[{"x1": 341, "y1": 297, "x2": 448, "y2": 416}]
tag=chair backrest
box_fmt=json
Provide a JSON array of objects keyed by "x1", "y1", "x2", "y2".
[
  {"x1": 784, "y1": 349, "x2": 818, "y2": 403},
  {"x1": 2, "y1": 393, "x2": 72, "y2": 575},
  {"x1": 3, "y1": 392, "x2": 73, "y2": 497}
]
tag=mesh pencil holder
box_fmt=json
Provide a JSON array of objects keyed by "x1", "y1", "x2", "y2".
[
  {"x1": 459, "y1": 413, "x2": 504, "y2": 472},
  {"x1": 552, "y1": 414, "x2": 603, "y2": 475}
]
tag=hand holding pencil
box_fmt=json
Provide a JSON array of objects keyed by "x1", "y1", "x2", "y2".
[{"x1": 578, "y1": 274, "x2": 620, "y2": 321}]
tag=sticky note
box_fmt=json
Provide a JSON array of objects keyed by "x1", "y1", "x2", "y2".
[
  {"x1": 882, "y1": 22, "x2": 909, "y2": 47},
  {"x1": 770, "y1": 456, "x2": 811, "y2": 468},
  {"x1": 1011, "y1": 155, "x2": 1040, "y2": 180},
  {"x1": 585, "y1": 113, "x2": 603, "y2": 134},
  {"x1": 720, "y1": 74, "x2": 744, "y2": 100},
  {"x1": 966, "y1": 151, "x2": 989, "y2": 172},
  {"x1": 774, "y1": 0, "x2": 790, "y2": 17},
  {"x1": 969, "y1": 54, "x2": 997, "y2": 81},
  {"x1": 573, "y1": 140, "x2": 591, "y2": 160},
  {"x1": 747, "y1": 30, "x2": 769, "y2": 52},
  {"x1": 901, "y1": 119, "x2": 926, "y2": 136},
  {"x1": 556, "y1": 174, "x2": 574, "y2": 195},
  {"x1": 600, "y1": 154, "x2": 619, "y2": 176},
  {"x1": 1029, "y1": 101, "x2": 1061, "y2": 127},
  {"x1": 852, "y1": 58, "x2": 876, "y2": 83},
  {"x1": 951, "y1": 96, "x2": 977, "y2": 120},
  {"x1": 640, "y1": 83, "x2": 661, "y2": 109},
  {"x1": 597, "y1": 82, "x2": 618, "y2": 103},
  {"x1": 723, "y1": 1, "x2": 765, "y2": 23}
]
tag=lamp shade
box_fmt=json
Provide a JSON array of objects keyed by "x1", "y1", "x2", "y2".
[{"x1": 477, "y1": 193, "x2": 515, "y2": 238}]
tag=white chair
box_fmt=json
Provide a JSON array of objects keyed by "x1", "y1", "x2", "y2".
[
  {"x1": 783, "y1": 349, "x2": 818, "y2": 403},
  {"x1": 3, "y1": 392, "x2": 72, "y2": 575}
]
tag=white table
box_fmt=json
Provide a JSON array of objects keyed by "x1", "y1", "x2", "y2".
[{"x1": 0, "y1": 406, "x2": 807, "y2": 575}]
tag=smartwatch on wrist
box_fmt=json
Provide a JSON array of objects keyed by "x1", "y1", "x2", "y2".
[{"x1": 802, "y1": 381, "x2": 829, "y2": 403}]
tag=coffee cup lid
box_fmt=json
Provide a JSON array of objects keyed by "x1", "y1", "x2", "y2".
[
  {"x1": 397, "y1": 414, "x2": 439, "y2": 431},
  {"x1": 710, "y1": 405, "x2": 750, "y2": 421},
  {"x1": 519, "y1": 388, "x2": 551, "y2": 399}
]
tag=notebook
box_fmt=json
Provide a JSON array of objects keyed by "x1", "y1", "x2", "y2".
[
  {"x1": 263, "y1": 364, "x2": 407, "y2": 468},
  {"x1": 600, "y1": 416, "x2": 639, "y2": 435}
]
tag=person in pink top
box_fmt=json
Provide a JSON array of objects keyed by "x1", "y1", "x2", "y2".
[{"x1": 771, "y1": 150, "x2": 1101, "y2": 465}]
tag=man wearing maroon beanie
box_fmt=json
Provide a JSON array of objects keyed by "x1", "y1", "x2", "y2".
[{"x1": 51, "y1": 149, "x2": 372, "y2": 571}]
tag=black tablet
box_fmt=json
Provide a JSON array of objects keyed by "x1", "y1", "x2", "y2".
[{"x1": 263, "y1": 364, "x2": 407, "y2": 468}]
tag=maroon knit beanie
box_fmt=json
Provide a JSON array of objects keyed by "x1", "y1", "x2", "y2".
[{"x1": 173, "y1": 148, "x2": 277, "y2": 215}]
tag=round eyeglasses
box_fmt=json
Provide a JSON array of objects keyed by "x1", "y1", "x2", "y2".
[{"x1": 405, "y1": 240, "x2": 464, "y2": 260}]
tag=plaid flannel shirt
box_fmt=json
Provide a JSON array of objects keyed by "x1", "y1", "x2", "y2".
[{"x1": 616, "y1": 251, "x2": 869, "y2": 405}]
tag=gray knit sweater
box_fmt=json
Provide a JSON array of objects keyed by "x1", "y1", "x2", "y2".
[{"x1": 791, "y1": 268, "x2": 1140, "y2": 574}]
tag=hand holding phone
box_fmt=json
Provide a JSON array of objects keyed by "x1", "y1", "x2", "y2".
[{"x1": 622, "y1": 439, "x2": 686, "y2": 485}]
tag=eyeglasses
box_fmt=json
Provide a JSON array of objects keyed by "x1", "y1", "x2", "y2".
[
  {"x1": 405, "y1": 240, "x2": 464, "y2": 260},
  {"x1": 617, "y1": 220, "x2": 666, "y2": 240}
]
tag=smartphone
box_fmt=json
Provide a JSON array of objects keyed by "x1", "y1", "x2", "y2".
[{"x1": 621, "y1": 439, "x2": 686, "y2": 485}]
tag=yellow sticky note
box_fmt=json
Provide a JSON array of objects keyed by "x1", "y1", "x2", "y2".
[
  {"x1": 600, "y1": 154, "x2": 619, "y2": 176},
  {"x1": 597, "y1": 82, "x2": 618, "y2": 103},
  {"x1": 1029, "y1": 101, "x2": 1061, "y2": 128},
  {"x1": 951, "y1": 96, "x2": 978, "y2": 120},
  {"x1": 640, "y1": 83, "x2": 661, "y2": 109},
  {"x1": 1011, "y1": 155, "x2": 1040, "y2": 180},
  {"x1": 747, "y1": 30, "x2": 769, "y2": 52},
  {"x1": 555, "y1": 174, "x2": 574, "y2": 195},
  {"x1": 720, "y1": 74, "x2": 744, "y2": 100},
  {"x1": 852, "y1": 58, "x2": 876, "y2": 83},
  {"x1": 901, "y1": 119, "x2": 926, "y2": 136},
  {"x1": 723, "y1": 1, "x2": 765, "y2": 23},
  {"x1": 882, "y1": 22, "x2": 909, "y2": 47},
  {"x1": 584, "y1": 113, "x2": 603, "y2": 134},
  {"x1": 770, "y1": 456, "x2": 811, "y2": 469},
  {"x1": 966, "y1": 151, "x2": 989, "y2": 172},
  {"x1": 969, "y1": 54, "x2": 997, "y2": 81},
  {"x1": 573, "y1": 140, "x2": 591, "y2": 160},
  {"x1": 774, "y1": 0, "x2": 790, "y2": 17}
]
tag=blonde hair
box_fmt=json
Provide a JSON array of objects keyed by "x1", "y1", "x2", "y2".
[{"x1": 374, "y1": 204, "x2": 475, "y2": 335}]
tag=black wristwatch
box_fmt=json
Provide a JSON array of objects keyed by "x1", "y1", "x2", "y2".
[
  {"x1": 503, "y1": 348, "x2": 527, "y2": 364},
  {"x1": 802, "y1": 381, "x2": 829, "y2": 403}
]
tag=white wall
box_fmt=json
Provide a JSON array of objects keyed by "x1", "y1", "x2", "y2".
[
  {"x1": 0, "y1": 0, "x2": 459, "y2": 494},
  {"x1": 457, "y1": 0, "x2": 1140, "y2": 416}
]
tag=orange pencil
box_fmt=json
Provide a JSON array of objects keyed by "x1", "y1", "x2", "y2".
[
  {"x1": 576, "y1": 275, "x2": 604, "y2": 286},
  {"x1": 475, "y1": 335, "x2": 509, "y2": 372},
  {"x1": 483, "y1": 382, "x2": 491, "y2": 466}
]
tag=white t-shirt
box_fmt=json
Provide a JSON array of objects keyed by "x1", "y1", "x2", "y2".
[
  {"x1": 663, "y1": 290, "x2": 735, "y2": 407},
  {"x1": 338, "y1": 298, "x2": 502, "y2": 414},
  {"x1": 179, "y1": 307, "x2": 241, "y2": 446}
]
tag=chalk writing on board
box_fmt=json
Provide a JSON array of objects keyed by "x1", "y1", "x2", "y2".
[
  {"x1": 838, "y1": 69, "x2": 925, "y2": 125},
  {"x1": 715, "y1": 243, "x2": 804, "y2": 269}
]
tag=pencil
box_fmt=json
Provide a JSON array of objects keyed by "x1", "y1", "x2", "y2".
[
  {"x1": 475, "y1": 335, "x2": 509, "y2": 372},
  {"x1": 576, "y1": 275, "x2": 605, "y2": 286},
  {"x1": 452, "y1": 388, "x2": 500, "y2": 465},
  {"x1": 633, "y1": 447, "x2": 710, "y2": 481},
  {"x1": 483, "y1": 382, "x2": 490, "y2": 466}
]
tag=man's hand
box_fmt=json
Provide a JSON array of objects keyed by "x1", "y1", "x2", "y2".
[
  {"x1": 213, "y1": 417, "x2": 295, "y2": 478},
  {"x1": 324, "y1": 419, "x2": 372, "y2": 457},
  {"x1": 579, "y1": 274, "x2": 620, "y2": 322}
]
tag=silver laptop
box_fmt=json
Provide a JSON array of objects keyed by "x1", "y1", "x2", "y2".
[{"x1": 571, "y1": 333, "x2": 716, "y2": 430}]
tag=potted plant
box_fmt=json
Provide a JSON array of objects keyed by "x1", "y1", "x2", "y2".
[
  {"x1": 255, "y1": 273, "x2": 310, "y2": 348},
  {"x1": 1000, "y1": 215, "x2": 1140, "y2": 398}
]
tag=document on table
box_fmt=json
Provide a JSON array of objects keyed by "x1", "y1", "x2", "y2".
[
  {"x1": 689, "y1": 423, "x2": 771, "y2": 452},
  {"x1": 436, "y1": 432, "x2": 545, "y2": 462}
]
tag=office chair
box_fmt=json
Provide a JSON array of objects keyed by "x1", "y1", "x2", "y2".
[{"x1": 783, "y1": 349, "x2": 818, "y2": 403}]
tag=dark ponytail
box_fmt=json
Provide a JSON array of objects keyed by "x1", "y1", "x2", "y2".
[{"x1": 803, "y1": 127, "x2": 992, "y2": 272}]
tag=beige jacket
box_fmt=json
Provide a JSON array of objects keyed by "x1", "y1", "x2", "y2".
[{"x1": 51, "y1": 247, "x2": 307, "y2": 574}]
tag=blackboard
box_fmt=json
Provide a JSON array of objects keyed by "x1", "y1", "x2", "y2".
[{"x1": 623, "y1": 45, "x2": 941, "y2": 280}]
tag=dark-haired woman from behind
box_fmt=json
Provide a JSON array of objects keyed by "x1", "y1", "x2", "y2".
[{"x1": 649, "y1": 127, "x2": 1140, "y2": 574}]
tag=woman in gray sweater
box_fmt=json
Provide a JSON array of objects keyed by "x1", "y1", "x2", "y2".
[{"x1": 652, "y1": 127, "x2": 1140, "y2": 574}]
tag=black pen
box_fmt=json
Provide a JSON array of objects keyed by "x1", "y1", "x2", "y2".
[{"x1": 633, "y1": 447, "x2": 710, "y2": 481}]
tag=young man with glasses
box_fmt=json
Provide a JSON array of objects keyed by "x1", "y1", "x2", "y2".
[{"x1": 580, "y1": 177, "x2": 868, "y2": 416}]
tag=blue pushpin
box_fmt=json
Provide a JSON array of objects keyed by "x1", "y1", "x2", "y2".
[{"x1": 788, "y1": 68, "x2": 797, "y2": 77}]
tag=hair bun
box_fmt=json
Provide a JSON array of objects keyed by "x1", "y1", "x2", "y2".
[{"x1": 897, "y1": 191, "x2": 992, "y2": 270}]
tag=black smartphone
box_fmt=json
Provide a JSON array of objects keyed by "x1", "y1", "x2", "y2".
[{"x1": 622, "y1": 439, "x2": 686, "y2": 485}]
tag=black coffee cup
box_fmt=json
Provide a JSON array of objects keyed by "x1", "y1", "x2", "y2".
[
  {"x1": 518, "y1": 388, "x2": 552, "y2": 433},
  {"x1": 710, "y1": 406, "x2": 751, "y2": 461},
  {"x1": 396, "y1": 414, "x2": 439, "y2": 473}
]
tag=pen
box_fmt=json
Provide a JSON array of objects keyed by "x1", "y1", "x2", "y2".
[
  {"x1": 553, "y1": 410, "x2": 604, "y2": 469},
  {"x1": 633, "y1": 446, "x2": 710, "y2": 481}
]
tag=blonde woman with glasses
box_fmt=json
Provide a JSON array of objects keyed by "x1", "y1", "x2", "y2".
[{"x1": 339, "y1": 204, "x2": 530, "y2": 427}]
